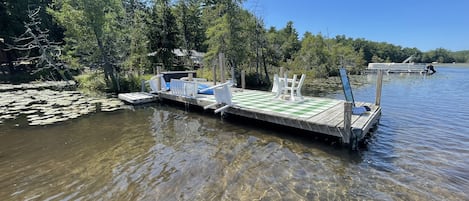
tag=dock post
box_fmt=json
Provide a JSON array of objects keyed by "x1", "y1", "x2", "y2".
[
  {"x1": 219, "y1": 53, "x2": 225, "y2": 83},
  {"x1": 141, "y1": 79, "x2": 145, "y2": 92},
  {"x1": 212, "y1": 62, "x2": 217, "y2": 85},
  {"x1": 188, "y1": 72, "x2": 193, "y2": 81},
  {"x1": 343, "y1": 102, "x2": 353, "y2": 145},
  {"x1": 375, "y1": 69, "x2": 383, "y2": 106},
  {"x1": 241, "y1": 70, "x2": 246, "y2": 89},
  {"x1": 156, "y1": 66, "x2": 161, "y2": 92}
]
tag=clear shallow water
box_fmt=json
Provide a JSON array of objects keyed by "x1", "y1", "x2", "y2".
[{"x1": 1, "y1": 66, "x2": 468, "y2": 200}]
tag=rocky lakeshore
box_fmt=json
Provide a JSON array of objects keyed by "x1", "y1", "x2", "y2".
[{"x1": 0, "y1": 82, "x2": 126, "y2": 126}]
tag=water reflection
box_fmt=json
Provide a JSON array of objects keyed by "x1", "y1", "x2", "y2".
[
  {"x1": 147, "y1": 108, "x2": 364, "y2": 200},
  {"x1": 1, "y1": 67, "x2": 469, "y2": 200}
]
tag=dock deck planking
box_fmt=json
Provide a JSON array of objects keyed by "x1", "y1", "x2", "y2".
[{"x1": 157, "y1": 89, "x2": 381, "y2": 145}]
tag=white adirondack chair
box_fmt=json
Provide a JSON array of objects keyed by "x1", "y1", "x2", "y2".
[
  {"x1": 284, "y1": 74, "x2": 306, "y2": 101},
  {"x1": 273, "y1": 73, "x2": 305, "y2": 101},
  {"x1": 271, "y1": 74, "x2": 281, "y2": 94},
  {"x1": 201, "y1": 81, "x2": 233, "y2": 114},
  {"x1": 148, "y1": 74, "x2": 167, "y2": 93}
]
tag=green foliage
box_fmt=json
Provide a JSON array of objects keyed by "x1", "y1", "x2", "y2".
[
  {"x1": 74, "y1": 72, "x2": 107, "y2": 93},
  {"x1": 278, "y1": 21, "x2": 301, "y2": 62},
  {"x1": 75, "y1": 71, "x2": 147, "y2": 93},
  {"x1": 421, "y1": 48, "x2": 455, "y2": 63},
  {"x1": 5, "y1": 0, "x2": 468, "y2": 89},
  {"x1": 196, "y1": 67, "x2": 215, "y2": 81},
  {"x1": 49, "y1": 0, "x2": 126, "y2": 91},
  {"x1": 291, "y1": 32, "x2": 364, "y2": 78},
  {"x1": 203, "y1": 0, "x2": 249, "y2": 81},
  {"x1": 119, "y1": 72, "x2": 145, "y2": 92},
  {"x1": 263, "y1": 27, "x2": 282, "y2": 67},
  {"x1": 124, "y1": 9, "x2": 151, "y2": 74},
  {"x1": 174, "y1": 0, "x2": 207, "y2": 52},
  {"x1": 148, "y1": 0, "x2": 179, "y2": 71},
  {"x1": 243, "y1": 71, "x2": 269, "y2": 89},
  {"x1": 451, "y1": 50, "x2": 469, "y2": 63}
]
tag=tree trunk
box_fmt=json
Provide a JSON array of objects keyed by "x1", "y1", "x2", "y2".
[
  {"x1": 95, "y1": 32, "x2": 120, "y2": 92},
  {"x1": 262, "y1": 49, "x2": 270, "y2": 84}
]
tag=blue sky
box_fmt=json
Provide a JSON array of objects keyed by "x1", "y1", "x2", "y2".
[{"x1": 243, "y1": 0, "x2": 469, "y2": 52}]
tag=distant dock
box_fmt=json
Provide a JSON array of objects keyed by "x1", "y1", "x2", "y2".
[
  {"x1": 367, "y1": 63, "x2": 427, "y2": 73},
  {"x1": 366, "y1": 56, "x2": 428, "y2": 73}
]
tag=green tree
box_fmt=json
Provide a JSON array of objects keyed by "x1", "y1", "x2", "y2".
[
  {"x1": 293, "y1": 32, "x2": 364, "y2": 77},
  {"x1": 278, "y1": 21, "x2": 300, "y2": 63},
  {"x1": 293, "y1": 32, "x2": 329, "y2": 77},
  {"x1": 423, "y1": 48, "x2": 455, "y2": 63},
  {"x1": 125, "y1": 9, "x2": 150, "y2": 75},
  {"x1": 122, "y1": 0, "x2": 151, "y2": 75},
  {"x1": 148, "y1": 0, "x2": 179, "y2": 71},
  {"x1": 174, "y1": 0, "x2": 206, "y2": 52},
  {"x1": 203, "y1": 0, "x2": 247, "y2": 82},
  {"x1": 49, "y1": 0, "x2": 126, "y2": 91},
  {"x1": 451, "y1": 50, "x2": 469, "y2": 63},
  {"x1": 263, "y1": 26, "x2": 282, "y2": 67}
]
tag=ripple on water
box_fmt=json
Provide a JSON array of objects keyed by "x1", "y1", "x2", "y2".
[{"x1": 1, "y1": 67, "x2": 469, "y2": 200}]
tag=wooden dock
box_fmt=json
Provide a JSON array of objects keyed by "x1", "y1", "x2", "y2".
[
  {"x1": 117, "y1": 67, "x2": 383, "y2": 149},
  {"x1": 158, "y1": 89, "x2": 381, "y2": 149}
]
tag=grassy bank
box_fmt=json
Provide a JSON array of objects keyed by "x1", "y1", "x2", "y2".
[{"x1": 74, "y1": 71, "x2": 154, "y2": 95}]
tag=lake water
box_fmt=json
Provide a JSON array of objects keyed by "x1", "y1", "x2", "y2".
[{"x1": 1, "y1": 66, "x2": 468, "y2": 200}]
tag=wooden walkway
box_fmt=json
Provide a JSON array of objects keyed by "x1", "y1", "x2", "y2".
[{"x1": 158, "y1": 89, "x2": 381, "y2": 148}]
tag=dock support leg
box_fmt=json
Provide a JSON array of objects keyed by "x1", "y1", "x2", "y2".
[
  {"x1": 350, "y1": 129, "x2": 362, "y2": 150},
  {"x1": 141, "y1": 79, "x2": 145, "y2": 92},
  {"x1": 343, "y1": 102, "x2": 353, "y2": 145},
  {"x1": 241, "y1": 70, "x2": 246, "y2": 89},
  {"x1": 156, "y1": 66, "x2": 161, "y2": 92},
  {"x1": 212, "y1": 63, "x2": 217, "y2": 85},
  {"x1": 219, "y1": 53, "x2": 225, "y2": 83},
  {"x1": 375, "y1": 70, "x2": 383, "y2": 106}
]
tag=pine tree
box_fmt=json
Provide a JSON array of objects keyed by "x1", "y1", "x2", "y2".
[
  {"x1": 148, "y1": 0, "x2": 179, "y2": 71},
  {"x1": 123, "y1": 0, "x2": 151, "y2": 75}
]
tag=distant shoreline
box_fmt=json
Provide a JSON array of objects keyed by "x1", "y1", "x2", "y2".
[{"x1": 433, "y1": 63, "x2": 469, "y2": 68}]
